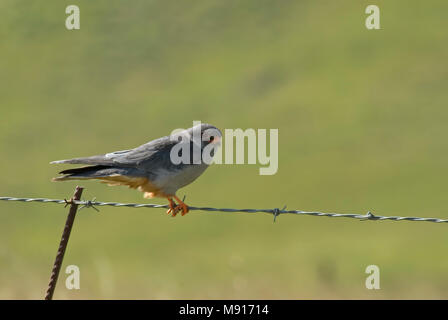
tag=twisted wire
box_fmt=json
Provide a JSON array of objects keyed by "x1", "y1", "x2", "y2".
[{"x1": 1, "y1": 196, "x2": 447, "y2": 224}]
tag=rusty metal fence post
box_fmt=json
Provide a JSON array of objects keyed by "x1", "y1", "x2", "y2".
[{"x1": 44, "y1": 186, "x2": 84, "y2": 300}]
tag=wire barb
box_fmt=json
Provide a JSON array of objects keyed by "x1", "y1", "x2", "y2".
[
  {"x1": 1, "y1": 196, "x2": 448, "y2": 224},
  {"x1": 63, "y1": 198, "x2": 73, "y2": 208},
  {"x1": 273, "y1": 205, "x2": 287, "y2": 223},
  {"x1": 79, "y1": 197, "x2": 100, "y2": 212},
  {"x1": 365, "y1": 211, "x2": 377, "y2": 220}
]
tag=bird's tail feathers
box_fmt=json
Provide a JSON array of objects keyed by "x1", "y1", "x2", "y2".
[{"x1": 52, "y1": 165, "x2": 120, "y2": 181}]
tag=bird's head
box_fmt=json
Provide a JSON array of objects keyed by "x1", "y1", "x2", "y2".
[{"x1": 170, "y1": 123, "x2": 222, "y2": 165}]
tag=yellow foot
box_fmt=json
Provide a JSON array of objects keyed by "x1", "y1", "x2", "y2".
[
  {"x1": 166, "y1": 196, "x2": 189, "y2": 217},
  {"x1": 173, "y1": 195, "x2": 189, "y2": 216},
  {"x1": 166, "y1": 197, "x2": 180, "y2": 217}
]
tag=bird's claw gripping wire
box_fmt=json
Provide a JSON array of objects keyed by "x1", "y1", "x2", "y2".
[{"x1": 166, "y1": 195, "x2": 188, "y2": 217}]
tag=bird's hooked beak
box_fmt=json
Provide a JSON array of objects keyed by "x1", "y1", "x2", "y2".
[{"x1": 211, "y1": 136, "x2": 221, "y2": 144}]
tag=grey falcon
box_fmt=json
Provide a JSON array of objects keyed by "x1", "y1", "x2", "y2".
[{"x1": 51, "y1": 123, "x2": 222, "y2": 216}]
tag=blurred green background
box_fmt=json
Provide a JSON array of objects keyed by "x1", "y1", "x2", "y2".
[{"x1": 1, "y1": 0, "x2": 447, "y2": 299}]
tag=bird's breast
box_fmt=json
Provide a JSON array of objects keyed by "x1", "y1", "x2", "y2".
[{"x1": 151, "y1": 164, "x2": 209, "y2": 195}]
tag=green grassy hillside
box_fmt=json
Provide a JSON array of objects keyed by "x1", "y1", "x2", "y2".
[{"x1": 1, "y1": 0, "x2": 447, "y2": 299}]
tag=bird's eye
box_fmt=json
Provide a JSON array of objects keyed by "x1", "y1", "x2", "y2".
[{"x1": 209, "y1": 136, "x2": 215, "y2": 142}]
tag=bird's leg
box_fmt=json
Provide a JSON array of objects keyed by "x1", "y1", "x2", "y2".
[
  {"x1": 173, "y1": 195, "x2": 189, "y2": 216},
  {"x1": 166, "y1": 197, "x2": 180, "y2": 217}
]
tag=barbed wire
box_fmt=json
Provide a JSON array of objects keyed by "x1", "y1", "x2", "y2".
[{"x1": 1, "y1": 196, "x2": 447, "y2": 224}]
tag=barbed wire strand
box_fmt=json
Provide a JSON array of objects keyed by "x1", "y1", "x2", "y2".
[{"x1": 1, "y1": 196, "x2": 448, "y2": 224}]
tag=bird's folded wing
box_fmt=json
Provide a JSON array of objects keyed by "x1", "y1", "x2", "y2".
[{"x1": 50, "y1": 136, "x2": 177, "y2": 170}]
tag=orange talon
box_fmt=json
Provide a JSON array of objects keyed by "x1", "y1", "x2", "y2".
[
  {"x1": 173, "y1": 195, "x2": 189, "y2": 216},
  {"x1": 166, "y1": 197, "x2": 179, "y2": 217}
]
